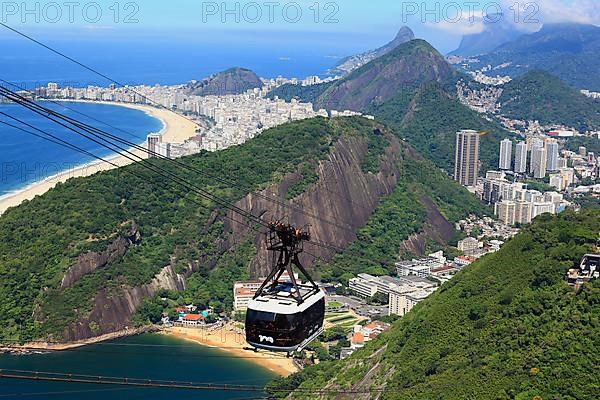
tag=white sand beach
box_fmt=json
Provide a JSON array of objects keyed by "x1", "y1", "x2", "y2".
[
  {"x1": 165, "y1": 324, "x2": 299, "y2": 377},
  {"x1": 0, "y1": 101, "x2": 199, "y2": 215}
]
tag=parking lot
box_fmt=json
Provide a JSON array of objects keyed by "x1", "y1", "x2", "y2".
[{"x1": 326, "y1": 295, "x2": 388, "y2": 317}]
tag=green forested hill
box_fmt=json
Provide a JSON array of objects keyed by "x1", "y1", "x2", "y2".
[
  {"x1": 267, "y1": 82, "x2": 333, "y2": 104},
  {"x1": 270, "y1": 209, "x2": 600, "y2": 399},
  {"x1": 267, "y1": 39, "x2": 512, "y2": 175},
  {"x1": 499, "y1": 70, "x2": 600, "y2": 131},
  {"x1": 0, "y1": 117, "x2": 344, "y2": 341},
  {"x1": 368, "y1": 82, "x2": 512, "y2": 174},
  {"x1": 0, "y1": 116, "x2": 483, "y2": 342}
]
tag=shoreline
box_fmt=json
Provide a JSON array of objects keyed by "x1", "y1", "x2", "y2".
[
  {"x1": 0, "y1": 326, "x2": 157, "y2": 354},
  {"x1": 0, "y1": 100, "x2": 199, "y2": 215},
  {"x1": 164, "y1": 324, "x2": 299, "y2": 377},
  {"x1": 1, "y1": 324, "x2": 299, "y2": 378}
]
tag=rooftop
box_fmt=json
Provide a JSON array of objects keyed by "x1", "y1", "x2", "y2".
[{"x1": 183, "y1": 314, "x2": 204, "y2": 321}]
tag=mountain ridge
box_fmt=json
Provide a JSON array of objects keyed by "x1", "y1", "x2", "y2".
[
  {"x1": 329, "y1": 26, "x2": 415, "y2": 75},
  {"x1": 317, "y1": 39, "x2": 455, "y2": 111},
  {"x1": 450, "y1": 14, "x2": 523, "y2": 56},
  {"x1": 458, "y1": 23, "x2": 600, "y2": 90}
]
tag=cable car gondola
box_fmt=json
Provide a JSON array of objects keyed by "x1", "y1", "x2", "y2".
[{"x1": 245, "y1": 221, "x2": 325, "y2": 353}]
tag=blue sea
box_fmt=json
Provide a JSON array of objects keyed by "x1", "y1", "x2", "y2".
[
  {"x1": 0, "y1": 30, "x2": 379, "y2": 196},
  {"x1": 0, "y1": 333, "x2": 276, "y2": 400},
  {"x1": 0, "y1": 29, "x2": 376, "y2": 89},
  {"x1": 0, "y1": 101, "x2": 163, "y2": 198}
]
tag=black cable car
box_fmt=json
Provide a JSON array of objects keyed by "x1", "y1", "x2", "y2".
[{"x1": 245, "y1": 221, "x2": 325, "y2": 353}]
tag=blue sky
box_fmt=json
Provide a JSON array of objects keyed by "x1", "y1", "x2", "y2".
[{"x1": 1, "y1": 1, "x2": 598, "y2": 54}]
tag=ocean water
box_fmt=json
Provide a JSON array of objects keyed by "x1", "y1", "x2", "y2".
[
  {"x1": 0, "y1": 101, "x2": 163, "y2": 198},
  {"x1": 0, "y1": 31, "x2": 371, "y2": 196},
  {"x1": 0, "y1": 334, "x2": 276, "y2": 399},
  {"x1": 0, "y1": 30, "x2": 371, "y2": 89}
]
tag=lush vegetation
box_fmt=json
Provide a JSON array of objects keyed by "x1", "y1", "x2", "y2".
[
  {"x1": 564, "y1": 136, "x2": 600, "y2": 157},
  {"x1": 317, "y1": 152, "x2": 488, "y2": 283},
  {"x1": 367, "y1": 82, "x2": 513, "y2": 174},
  {"x1": 269, "y1": 209, "x2": 600, "y2": 399},
  {"x1": 267, "y1": 82, "x2": 334, "y2": 104},
  {"x1": 461, "y1": 23, "x2": 600, "y2": 91},
  {"x1": 0, "y1": 117, "x2": 361, "y2": 341},
  {"x1": 499, "y1": 70, "x2": 600, "y2": 131}
]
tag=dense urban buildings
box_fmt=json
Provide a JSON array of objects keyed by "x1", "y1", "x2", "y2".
[
  {"x1": 454, "y1": 129, "x2": 480, "y2": 187},
  {"x1": 34, "y1": 80, "x2": 362, "y2": 160}
]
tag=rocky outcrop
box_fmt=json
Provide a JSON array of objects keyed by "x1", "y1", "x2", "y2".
[
  {"x1": 189, "y1": 67, "x2": 263, "y2": 96},
  {"x1": 62, "y1": 265, "x2": 185, "y2": 342},
  {"x1": 60, "y1": 223, "x2": 141, "y2": 289},
  {"x1": 399, "y1": 195, "x2": 455, "y2": 257},
  {"x1": 225, "y1": 131, "x2": 404, "y2": 277},
  {"x1": 331, "y1": 26, "x2": 416, "y2": 75}
]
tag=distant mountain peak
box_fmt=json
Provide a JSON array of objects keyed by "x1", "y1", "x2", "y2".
[
  {"x1": 450, "y1": 17, "x2": 522, "y2": 56},
  {"x1": 330, "y1": 26, "x2": 415, "y2": 75},
  {"x1": 318, "y1": 38, "x2": 454, "y2": 111},
  {"x1": 392, "y1": 26, "x2": 416, "y2": 44}
]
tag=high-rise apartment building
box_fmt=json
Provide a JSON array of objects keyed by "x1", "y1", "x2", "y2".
[
  {"x1": 454, "y1": 130, "x2": 480, "y2": 187},
  {"x1": 514, "y1": 142, "x2": 528, "y2": 174},
  {"x1": 546, "y1": 140, "x2": 559, "y2": 172},
  {"x1": 532, "y1": 146, "x2": 547, "y2": 179},
  {"x1": 499, "y1": 139, "x2": 512, "y2": 170}
]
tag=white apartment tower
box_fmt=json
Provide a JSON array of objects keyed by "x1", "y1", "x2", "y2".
[
  {"x1": 147, "y1": 133, "x2": 162, "y2": 157},
  {"x1": 546, "y1": 140, "x2": 559, "y2": 172},
  {"x1": 499, "y1": 139, "x2": 512, "y2": 170},
  {"x1": 530, "y1": 139, "x2": 543, "y2": 173},
  {"x1": 532, "y1": 147, "x2": 548, "y2": 179},
  {"x1": 455, "y1": 130, "x2": 480, "y2": 187},
  {"x1": 514, "y1": 142, "x2": 528, "y2": 174}
]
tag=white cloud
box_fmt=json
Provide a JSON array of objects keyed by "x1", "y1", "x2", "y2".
[
  {"x1": 499, "y1": 0, "x2": 600, "y2": 27},
  {"x1": 428, "y1": 0, "x2": 599, "y2": 37},
  {"x1": 427, "y1": 13, "x2": 486, "y2": 35}
]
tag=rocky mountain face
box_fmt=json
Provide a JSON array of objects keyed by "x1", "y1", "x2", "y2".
[
  {"x1": 459, "y1": 23, "x2": 600, "y2": 90},
  {"x1": 62, "y1": 265, "x2": 185, "y2": 341},
  {"x1": 317, "y1": 40, "x2": 455, "y2": 111},
  {"x1": 188, "y1": 67, "x2": 264, "y2": 96},
  {"x1": 450, "y1": 14, "x2": 522, "y2": 56},
  {"x1": 227, "y1": 132, "x2": 402, "y2": 277},
  {"x1": 62, "y1": 122, "x2": 458, "y2": 340},
  {"x1": 330, "y1": 26, "x2": 415, "y2": 75}
]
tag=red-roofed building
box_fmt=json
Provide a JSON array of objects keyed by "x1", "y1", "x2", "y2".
[
  {"x1": 351, "y1": 332, "x2": 365, "y2": 349},
  {"x1": 182, "y1": 314, "x2": 204, "y2": 326},
  {"x1": 454, "y1": 256, "x2": 476, "y2": 268}
]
